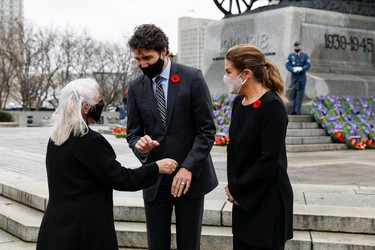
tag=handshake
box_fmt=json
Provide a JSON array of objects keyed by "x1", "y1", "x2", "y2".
[{"x1": 293, "y1": 66, "x2": 303, "y2": 73}]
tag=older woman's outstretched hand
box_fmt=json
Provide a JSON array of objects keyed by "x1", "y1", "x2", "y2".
[{"x1": 156, "y1": 158, "x2": 178, "y2": 174}]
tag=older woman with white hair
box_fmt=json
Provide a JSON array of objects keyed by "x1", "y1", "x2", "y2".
[{"x1": 36, "y1": 78, "x2": 177, "y2": 250}]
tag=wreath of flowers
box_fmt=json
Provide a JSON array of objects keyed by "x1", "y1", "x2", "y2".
[
  {"x1": 170, "y1": 75, "x2": 180, "y2": 84},
  {"x1": 365, "y1": 138, "x2": 375, "y2": 149},
  {"x1": 310, "y1": 96, "x2": 375, "y2": 150},
  {"x1": 331, "y1": 129, "x2": 345, "y2": 143},
  {"x1": 253, "y1": 100, "x2": 261, "y2": 109},
  {"x1": 112, "y1": 127, "x2": 126, "y2": 138},
  {"x1": 345, "y1": 136, "x2": 367, "y2": 150}
]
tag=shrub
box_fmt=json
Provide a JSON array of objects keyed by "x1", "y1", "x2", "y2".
[{"x1": 0, "y1": 112, "x2": 12, "y2": 122}]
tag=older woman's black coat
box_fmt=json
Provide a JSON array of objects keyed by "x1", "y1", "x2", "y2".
[{"x1": 36, "y1": 128, "x2": 159, "y2": 250}]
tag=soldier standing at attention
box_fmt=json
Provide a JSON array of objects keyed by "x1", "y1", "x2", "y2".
[{"x1": 285, "y1": 41, "x2": 310, "y2": 115}]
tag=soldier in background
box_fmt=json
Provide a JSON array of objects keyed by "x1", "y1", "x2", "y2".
[{"x1": 285, "y1": 41, "x2": 311, "y2": 115}]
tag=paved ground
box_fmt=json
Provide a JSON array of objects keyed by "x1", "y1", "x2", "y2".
[
  {"x1": 1, "y1": 125, "x2": 375, "y2": 201},
  {"x1": 0, "y1": 125, "x2": 375, "y2": 248}
]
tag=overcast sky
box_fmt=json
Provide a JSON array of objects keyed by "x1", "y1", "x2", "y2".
[
  {"x1": 23, "y1": 0, "x2": 221, "y2": 53},
  {"x1": 24, "y1": 0, "x2": 269, "y2": 53}
]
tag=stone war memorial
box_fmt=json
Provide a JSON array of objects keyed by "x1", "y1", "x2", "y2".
[{"x1": 203, "y1": 0, "x2": 375, "y2": 100}]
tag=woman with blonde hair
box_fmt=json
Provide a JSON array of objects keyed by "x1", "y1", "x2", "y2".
[
  {"x1": 223, "y1": 45, "x2": 293, "y2": 249},
  {"x1": 37, "y1": 78, "x2": 178, "y2": 250}
]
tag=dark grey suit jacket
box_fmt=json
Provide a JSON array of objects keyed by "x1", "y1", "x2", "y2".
[{"x1": 126, "y1": 62, "x2": 218, "y2": 201}]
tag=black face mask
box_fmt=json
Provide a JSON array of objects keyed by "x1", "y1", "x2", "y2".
[
  {"x1": 88, "y1": 99, "x2": 104, "y2": 122},
  {"x1": 140, "y1": 56, "x2": 164, "y2": 79},
  {"x1": 294, "y1": 49, "x2": 301, "y2": 53}
]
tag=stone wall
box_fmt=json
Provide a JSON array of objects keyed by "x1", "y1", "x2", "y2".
[
  {"x1": 203, "y1": 6, "x2": 375, "y2": 99},
  {"x1": 8, "y1": 111, "x2": 122, "y2": 127}
]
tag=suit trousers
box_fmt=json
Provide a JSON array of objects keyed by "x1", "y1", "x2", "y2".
[
  {"x1": 291, "y1": 77, "x2": 306, "y2": 114},
  {"x1": 144, "y1": 174, "x2": 204, "y2": 250}
]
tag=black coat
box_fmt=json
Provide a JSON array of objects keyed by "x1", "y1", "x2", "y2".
[
  {"x1": 36, "y1": 128, "x2": 159, "y2": 250},
  {"x1": 227, "y1": 93, "x2": 294, "y2": 248}
]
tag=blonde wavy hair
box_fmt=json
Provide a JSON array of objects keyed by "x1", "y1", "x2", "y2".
[
  {"x1": 50, "y1": 78, "x2": 99, "y2": 146},
  {"x1": 225, "y1": 44, "x2": 288, "y2": 104}
]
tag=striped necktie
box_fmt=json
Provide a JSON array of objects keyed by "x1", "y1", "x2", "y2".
[{"x1": 155, "y1": 76, "x2": 167, "y2": 127}]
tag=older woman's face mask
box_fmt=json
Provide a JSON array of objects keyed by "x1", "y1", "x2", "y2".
[{"x1": 88, "y1": 99, "x2": 104, "y2": 122}]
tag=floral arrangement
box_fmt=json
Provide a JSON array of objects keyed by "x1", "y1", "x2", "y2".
[
  {"x1": 366, "y1": 128, "x2": 375, "y2": 149},
  {"x1": 330, "y1": 129, "x2": 345, "y2": 143},
  {"x1": 366, "y1": 138, "x2": 375, "y2": 149},
  {"x1": 310, "y1": 96, "x2": 375, "y2": 150},
  {"x1": 212, "y1": 94, "x2": 236, "y2": 145},
  {"x1": 112, "y1": 126, "x2": 126, "y2": 138},
  {"x1": 346, "y1": 136, "x2": 367, "y2": 150}
]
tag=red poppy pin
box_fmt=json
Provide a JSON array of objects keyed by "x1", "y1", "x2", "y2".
[
  {"x1": 253, "y1": 100, "x2": 261, "y2": 109},
  {"x1": 170, "y1": 75, "x2": 180, "y2": 84}
]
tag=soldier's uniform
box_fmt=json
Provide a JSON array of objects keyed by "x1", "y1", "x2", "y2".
[{"x1": 285, "y1": 42, "x2": 310, "y2": 115}]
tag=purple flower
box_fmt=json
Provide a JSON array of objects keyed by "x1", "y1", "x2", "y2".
[{"x1": 217, "y1": 117, "x2": 224, "y2": 125}]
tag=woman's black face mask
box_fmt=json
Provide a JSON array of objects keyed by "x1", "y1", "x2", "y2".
[
  {"x1": 140, "y1": 56, "x2": 164, "y2": 79},
  {"x1": 88, "y1": 99, "x2": 104, "y2": 122}
]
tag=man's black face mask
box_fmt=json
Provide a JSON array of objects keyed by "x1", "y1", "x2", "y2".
[{"x1": 140, "y1": 56, "x2": 164, "y2": 79}]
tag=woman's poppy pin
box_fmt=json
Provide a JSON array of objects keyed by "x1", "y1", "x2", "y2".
[{"x1": 253, "y1": 100, "x2": 261, "y2": 109}]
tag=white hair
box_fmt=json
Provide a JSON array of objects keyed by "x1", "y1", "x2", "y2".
[{"x1": 50, "y1": 78, "x2": 99, "y2": 146}]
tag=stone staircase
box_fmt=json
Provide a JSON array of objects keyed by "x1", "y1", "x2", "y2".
[
  {"x1": 0, "y1": 170, "x2": 375, "y2": 249},
  {"x1": 286, "y1": 114, "x2": 348, "y2": 153},
  {"x1": 285, "y1": 102, "x2": 348, "y2": 152}
]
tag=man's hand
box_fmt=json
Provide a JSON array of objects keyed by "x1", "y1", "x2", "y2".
[
  {"x1": 171, "y1": 167, "x2": 192, "y2": 197},
  {"x1": 135, "y1": 135, "x2": 159, "y2": 154}
]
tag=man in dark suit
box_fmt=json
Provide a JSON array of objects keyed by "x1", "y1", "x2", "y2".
[{"x1": 126, "y1": 24, "x2": 218, "y2": 250}]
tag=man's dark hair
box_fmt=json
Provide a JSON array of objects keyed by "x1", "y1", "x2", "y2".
[{"x1": 128, "y1": 24, "x2": 169, "y2": 55}]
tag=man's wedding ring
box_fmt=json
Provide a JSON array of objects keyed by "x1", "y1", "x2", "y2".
[{"x1": 181, "y1": 182, "x2": 185, "y2": 185}]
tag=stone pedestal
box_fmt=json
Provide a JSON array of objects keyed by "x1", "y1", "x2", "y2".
[{"x1": 203, "y1": 6, "x2": 375, "y2": 99}]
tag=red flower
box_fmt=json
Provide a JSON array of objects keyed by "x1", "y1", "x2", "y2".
[
  {"x1": 170, "y1": 75, "x2": 180, "y2": 83},
  {"x1": 253, "y1": 100, "x2": 261, "y2": 109}
]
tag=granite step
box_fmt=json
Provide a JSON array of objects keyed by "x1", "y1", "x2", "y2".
[
  {"x1": 0, "y1": 122, "x2": 19, "y2": 128},
  {"x1": 0, "y1": 227, "x2": 147, "y2": 250},
  {"x1": 1, "y1": 195, "x2": 374, "y2": 249},
  {"x1": 0, "y1": 228, "x2": 36, "y2": 249},
  {"x1": 1, "y1": 175, "x2": 374, "y2": 234},
  {"x1": 0, "y1": 195, "x2": 42, "y2": 242},
  {"x1": 1, "y1": 170, "x2": 375, "y2": 249},
  {"x1": 286, "y1": 136, "x2": 332, "y2": 145},
  {"x1": 287, "y1": 122, "x2": 319, "y2": 129},
  {"x1": 286, "y1": 143, "x2": 348, "y2": 152},
  {"x1": 287, "y1": 129, "x2": 327, "y2": 137},
  {"x1": 285, "y1": 114, "x2": 349, "y2": 151},
  {"x1": 288, "y1": 114, "x2": 315, "y2": 122}
]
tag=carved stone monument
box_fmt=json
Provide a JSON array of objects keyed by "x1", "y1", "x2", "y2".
[{"x1": 203, "y1": 0, "x2": 375, "y2": 100}]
